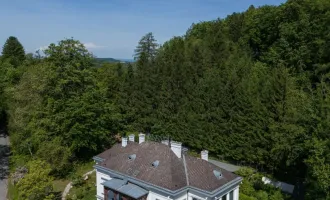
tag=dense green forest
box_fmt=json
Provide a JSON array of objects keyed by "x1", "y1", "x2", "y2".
[{"x1": 0, "y1": 0, "x2": 329, "y2": 199}]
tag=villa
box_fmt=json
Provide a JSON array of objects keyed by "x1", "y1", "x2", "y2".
[{"x1": 93, "y1": 133, "x2": 242, "y2": 200}]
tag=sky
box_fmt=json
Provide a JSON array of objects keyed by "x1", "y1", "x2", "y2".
[{"x1": 0, "y1": 0, "x2": 286, "y2": 59}]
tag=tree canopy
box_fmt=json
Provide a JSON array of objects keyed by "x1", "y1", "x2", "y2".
[
  {"x1": 1, "y1": 36, "x2": 25, "y2": 66},
  {"x1": 0, "y1": 0, "x2": 329, "y2": 199}
]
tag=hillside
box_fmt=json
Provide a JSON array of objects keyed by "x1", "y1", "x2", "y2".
[{"x1": 95, "y1": 57, "x2": 120, "y2": 63}]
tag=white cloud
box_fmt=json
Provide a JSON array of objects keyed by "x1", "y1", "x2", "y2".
[
  {"x1": 36, "y1": 46, "x2": 48, "y2": 51},
  {"x1": 83, "y1": 42, "x2": 106, "y2": 49},
  {"x1": 34, "y1": 42, "x2": 106, "y2": 52}
]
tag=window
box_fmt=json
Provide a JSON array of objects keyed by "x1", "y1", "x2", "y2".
[
  {"x1": 221, "y1": 195, "x2": 226, "y2": 200},
  {"x1": 108, "y1": 191, "x2": 115, "y2": 200},
  {"x1": 229, "y1": 191, "x2": 234, "y2": 200},
  {"x1": 117, "y1": 194, "x2": 123, "y2": 200}
]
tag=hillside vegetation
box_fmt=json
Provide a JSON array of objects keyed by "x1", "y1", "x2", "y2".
[
  {"x1": 0, "y1": 0, "x2": 329, "y2": 199},
  {"x1": 95, "y1": 57, "x2": 121, "y2": 63}
]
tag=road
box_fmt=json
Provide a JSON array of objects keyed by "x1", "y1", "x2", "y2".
[
  {"x1": 209, "y1": 159, "x2": 241, "y2": 172},
  {"x1": 0, "y1": 133, "x2": 9, "y2": 200}
]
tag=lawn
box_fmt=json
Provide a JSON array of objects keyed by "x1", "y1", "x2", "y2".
[
  {"x1": 7, "y1": 160, "x2": 95, "y2": 200},
  {"x1": 53, "y1": 179, "x2": 70, "y2": 193},
  {"x1": 56, "y1": 161, "x2": 95, "y2": 199},
  {"x1": 73, "y1": 161, "x2": 95, "y2": 176}
]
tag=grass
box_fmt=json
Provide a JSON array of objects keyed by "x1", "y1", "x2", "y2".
[
  {"x1": 73, "y1": 161, "x2": 95, "y2": 176},
  {"x1": 53, "y1": 179, "x2": 70, "y2": 193},
  {"x1": 53, "y1": 161, "x2": 95, "y2": 199},
  {"x1": 7, "y1": 179, "x2": 19, "y2": 200},
  {"x1": 7, "y1": 160, "x2": 96, "y2": 199}
]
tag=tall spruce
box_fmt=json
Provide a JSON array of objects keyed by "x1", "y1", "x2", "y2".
[{"x1": 134, "y1": 32, "x2": 158, "y2": 62}]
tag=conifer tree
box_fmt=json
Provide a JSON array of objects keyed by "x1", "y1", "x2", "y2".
[{"x1": 134, "y1": 32, "x2": 158, "y2": 62}]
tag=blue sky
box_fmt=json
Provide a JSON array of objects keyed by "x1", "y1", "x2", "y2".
[{"x1": 0, "y1": 0, "x2": 285, "y2": 59}]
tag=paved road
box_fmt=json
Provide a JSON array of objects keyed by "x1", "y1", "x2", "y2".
[
  {"x1": 0, "y1": 134, "x2": 9, "y2": 200},
  {"x1": 209, "y1": 159, "x2": 241, "y2": 172}
]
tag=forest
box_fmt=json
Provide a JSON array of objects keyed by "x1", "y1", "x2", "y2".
[{"x1": 0, "y1": 0, "x2": 329, "y2": 199}]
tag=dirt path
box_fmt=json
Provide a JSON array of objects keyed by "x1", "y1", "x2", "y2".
[{"x1": 61, "y1": 170, "x2": 95, "y2": 200}]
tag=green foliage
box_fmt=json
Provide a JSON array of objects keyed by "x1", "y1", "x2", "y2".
[
  {"x1": 240, "y1": 193, "x2": 257, "y2": 200},
  {"x1": 5, "y1": 38, "x2": 120, "y2": 179},
  {"x1": 67, "y1": 172, "x2": 96, "y2": 200},
  {"x1": 134, "y1": 32, "x2": 158, "y2": 61},
  {"x1": 71, "y1": 174, "x2": 84, "y2": 187},
  {"x1": 236, "y1": 167, "x2": 287, "y2": 200},
  {"x1": 305, "y1": 138, "x2": 330, "y2": 199},
  {"x1": 95, "y1": 57, "x2": 121, "y2": 63},
  {"x1": 1, "y1": 0, "x2": 330, "y2": 198},
  {"x1": 16, "y1": 160, "x2": 55, "y2": 200},
  {"x1": 1, "y1": 36, "x2": 25, "y2": 67},
  {"x1": 44, "y1": 38, "x2": 94, "y2": 69},
  {"x1": 36, "y1": 138, "x2": 71, "y2": 176}
]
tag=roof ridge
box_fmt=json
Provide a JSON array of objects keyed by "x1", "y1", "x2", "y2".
[{"x1": 182, "y1": 154, "x2": 189, "y2": 186}]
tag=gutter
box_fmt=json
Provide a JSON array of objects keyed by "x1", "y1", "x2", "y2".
[
  {"x1": 94, "y1": 165, "x2": 242, "y2": 198},
  {"x1": 93, "y1": 156, "x2": 105, "y2": 163}
]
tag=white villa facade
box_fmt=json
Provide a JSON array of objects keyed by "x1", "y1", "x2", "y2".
[{"x1": 93, "y1": 134, "x2": 242, "y2": 200}]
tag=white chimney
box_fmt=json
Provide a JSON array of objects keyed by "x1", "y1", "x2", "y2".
[
  {"x1": 161, "y1": 140, "x2": 169, "y2": 146},
  {"x1": 201, "y1": 150, "x2": 208, "y2": 161},
  {"x1": 170, "y1": 141, "x2": 182, "y2": 158},
  {"x1": 129, "y1": 134, "x2": 135, "y2": 142},
  {"x1": 122, "y1": 137, "x2": 128, "y2": 147},
  {"x1": 139, "y1": 133, "x2": 145, "y2": 144}
]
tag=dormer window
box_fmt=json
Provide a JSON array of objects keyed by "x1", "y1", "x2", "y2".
[
  {"x1": 128, "y1": 154, "x2": 136, "y2": 160},
  {"x1": 213, "y1": 170, "x2": 222, "y2": 179},
  {"x1": 152, "y1": 160, "x2": 159, "y2": 168}
]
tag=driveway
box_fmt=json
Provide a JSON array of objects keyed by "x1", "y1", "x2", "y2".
[{"x1": 0, "y1": 133, "x2": 9, "y2": 200}]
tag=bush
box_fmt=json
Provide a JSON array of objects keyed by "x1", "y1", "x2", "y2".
[
  {"x1": 71, "y1": 174, "x2": 84, "y2": 187},
  {"x1": 240, "y1": 193, "x2": 257, "y2": 200},
  {"x1": 16, "y1": 160, "x2": 55, "y2": 200}
]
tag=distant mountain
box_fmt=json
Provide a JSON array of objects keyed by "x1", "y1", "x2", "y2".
[
  {"x1": 95, "y1": 58, "x2": 135, "y2": 64},
  {"x1": 95, "y1": 57, "x2": 121, "y2": 63},
  {"x1": 117, "y1": 58, "x2": 135, "y2": 63}
]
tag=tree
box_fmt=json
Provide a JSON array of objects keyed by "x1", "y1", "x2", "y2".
[
  {"x1": 305, "y1": 138, "x2": 330, "y2": 199},
  {"x1": 44, "y1": 38, "x2": 94, "y2": 69},
  {"x1": 36, "y1": 137, "x2": 71, "y2": 177},
  {"x1": 40, "y1": 38, "x2": 118, "y2": 160},
  {"x1": 134, "y1": 32, "x2": 158, "y2": 62},
  {"x1": 17, "y1": 160, "x2": 55, "y2": 200},
  {"x1": 1, "y1": 36, "x2": 25, "y2": 66}
]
